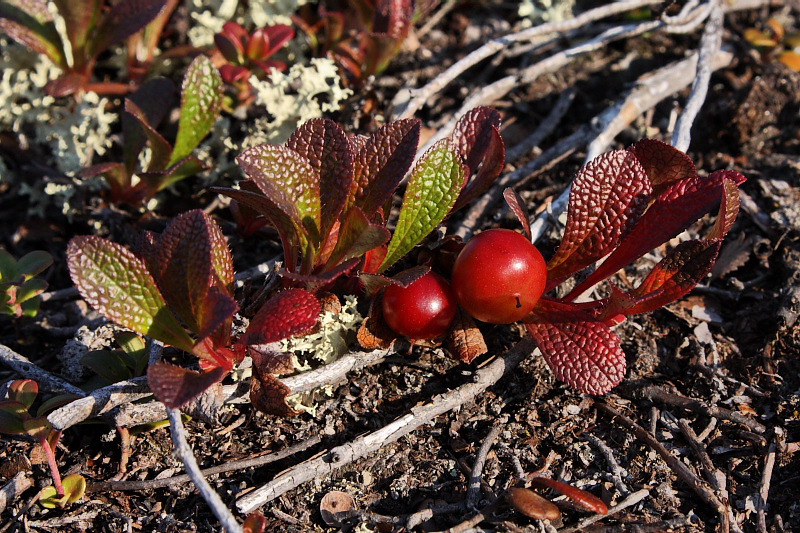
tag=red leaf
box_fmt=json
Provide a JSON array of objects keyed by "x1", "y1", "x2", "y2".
[
  {"x1": 237, "y1": 143, "x2": 321, "y2": 246},
  {"x1": 147, "y1": 363, "x2": 226, "y2": 409},
  {"x1": 707, "y1": 172, "x2": 745, "y2": 240},
  {"x1": 567, "y1": 170, "x2": 742, "y2": 299},
  {"x1": 372, "y1": 0, "x2": 414, "y2": 39},
  {"x1": 529, "y1": 477, "x2": 608, "y2": 514},
  {"x1": 155, "y1": 210, "x2": 236, "y2": 336},
  {"x1": 547, "y1": 150, "x2": 652, "y2": 284},
  {"x1": 261, "y1": 24, "x2": 295, "y2": 57},
  {"x1": 90, "y1": 0, "x2": 168, "y2": 56},
  {"x1": 350, "y1": 119, "x2": 421, "y2": 219},
  {"x1": 281, "y1": 258, "x2": 360, "y2": 290},
  {"x1": 287, "y1": 119, "x2": 354, "y2": 239},
  {"x1": 503, "y1": 188, "x2": 532, "y2": 240},
  {"x1": 525, "y1": 306, "x2": 626, "y2": 395},
  {"x1": 219, "y1": 64, "x2": 250, "y2": 84},
  {"x1": 323, "y1": 206, "x2": 390, "y2": 270},
  {"x1": 241, "y1": 289, "x2": 321, "y2": 345},
  {"x1": 628, "y1": 138, "x2": 696, "y2": 192}
]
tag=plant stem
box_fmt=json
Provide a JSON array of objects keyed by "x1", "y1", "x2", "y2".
[{"x1": 40, "y1": 437, "x2": 64, "y2": 497}]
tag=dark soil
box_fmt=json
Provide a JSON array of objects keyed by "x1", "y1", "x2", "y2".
[{"x1": 2, "y1": 3, "x2": 800, "y2": 532}]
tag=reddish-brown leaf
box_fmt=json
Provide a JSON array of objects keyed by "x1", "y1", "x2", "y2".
[
  {"x1": 529, "y1": 477, "x2": 609, "y2": 514},
  {"x1": 628, "y1": 138, "x2": 696, "y2": 192},
  {"x1": 567, "y1": 170, "x2": 744, "y2": 299},
  {"x1": 503, "y1": 188, "x2": 532, "y2": 240},
  {"x1": 147, "y1": 362, "x2": 226, "y2": 409},
  {"x1": 237, "y1": 143, "x2": 321, "y2": 246},
  {"x1": 506, "y1": 487, "x2": 561, "y2": 521},
  {"x1": 250, "y1": 373, "x2": 300, "y2": 417},
  {"x1": 241, "y1": 289, "x2": 321, "y2": 345},
  {"x1": 287, "y1": 119, "x2": 353, "y2": 239},
  {"x1": 445, "y1": 307, "x2": 487, "y2": 363},
  {"x1": 281, "y1": 258, "x2": 360, "y2": 290},
  {"x1": 450, "y1": 107, "x2": 505, "y2": 212},
  {"x1": 356, "y1": 294, "x2": 397, "y2": 349},
  {"x1": 547, "y1": 150, "x2": 652, "y2": 284},
  {"x1": 525, "y1": 305, "x2": 626, "y2": 395},
  {"x1": 91, "y1": 0, "x2": 168, "y2": 56},
  {"x1": 372, "y1": 0, "x2": 414, "y2": 38},
  {"x1": 707, "y1": 172, "x2": 745, "y2": 240},
  {"x1": 350, "y1": 119, "x2": 420, "y2": 218},
  {"x1": 323, "y1": 206, "x2": 390, "y2": 271},
  {"x1": 249, "y1": 344, "x2": 295, "y2": 375}
]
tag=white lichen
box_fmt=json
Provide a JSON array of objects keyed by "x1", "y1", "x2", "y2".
[
  {"x1": 518, "y1": 0, "x2": 575, "y2": 27},
  {"x1": 185, "y1": 0, "x2": 239, "y2": 47},
  {"x1": 248, "y1": 58, "x2": 352, "y2": 144},
  {"x1": 248, "y1": 0, "x2": 309, "y2": 27}
]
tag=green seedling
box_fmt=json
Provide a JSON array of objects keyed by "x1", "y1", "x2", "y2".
[{"x1": 0, "y1": 249, "x2": 52, "y2": 318}]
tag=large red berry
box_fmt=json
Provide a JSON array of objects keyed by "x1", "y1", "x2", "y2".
[
  {"x1": 382, "y1": 272, "x2": 457, "y2": 340},
  {"x1": 451, "y1": 228, "x2": 547, "y2": 324}
]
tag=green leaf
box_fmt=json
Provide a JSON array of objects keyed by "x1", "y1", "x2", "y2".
[
  {"x1": 0, "y1": 401, "x2": 28, "y2": 434},
  {"x1": 67, "y1": 236, "x2": 195, "y2": 353},
  {"x1": 40, "y1": 474, "x2": 86, "y2": 509},
  {"x1": 16, "y1": 278, "x2": 47, "y2": 304},
  {"x1": 0, "y1": 248, "x2": 19, "y2": 281},
  {"x1": 9, "y1": 379, "x2": 38, "y2": 409},
  {"x1": 81, "y1": 350, "x2": 134, "y2": 383},
  {"x1": 169, "y1": 55, "x2": 223, "y2": 166},
  {"x1": 116, "y1": 332, "x2": 148, "y2": 375},
  {"x1": 17, "y1": 250, "x2": 52, "y2": 279},
  {"x1": 379, "y1": 141, "x2": 465, "y2": 272}
]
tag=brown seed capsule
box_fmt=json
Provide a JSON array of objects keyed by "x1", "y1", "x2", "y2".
[{"x1": 506, "y1": 487, "x2": 561, "y2": 521}]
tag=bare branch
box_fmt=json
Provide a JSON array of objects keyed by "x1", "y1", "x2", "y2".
[{"x1": 0, "y1": 343, "x2": 86, "y2": 397}]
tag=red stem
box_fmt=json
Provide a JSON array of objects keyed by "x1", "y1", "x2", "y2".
[
  {"x1": 40, "y1": 434, "x2": 65, "y2": 497},
  {"x1": 83, "y1": 81, "x2": 134, "y2": 95}
]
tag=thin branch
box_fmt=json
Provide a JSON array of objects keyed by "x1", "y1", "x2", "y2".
[
  {"x1": 671, "y1": 1, "x2": 724, "y2": 151},
  {"x1": 167, "y1": 407, "x2": 243, "y2": 533},
  {"x1": 596, "y1": 401, "x2": 726, "y2": 518},
  {"x1": 47, "y1": 377, "x2": 150, "y2": 431},
  {"x1": 467, "y1": 419, "x2": 506, "y2": 506},
  {"x1": 585, "y1": 433, "x2": 630, "y2": 495},
  {"x1": 757, "y1": 428, "x2": 781, "y2": 533},
  {"x1": 0, "y1": 473, "x2": 32, "y2": 515},
  {"x1": 416, "y1": 0, "x2": 458, "y2": 38},
  {"x1": 0, "y1": 343, "x2": 85, "y2": 396},
  {"x1": 505, "y1": 87, "x2": 577, "y2": 166},
  {"x1": 87, "y1": 434, "x2": 321, "y2": 493},
  {"x1": 236, "y1": 339, "x2": 537, "y2": 514},
  {"x1": 393, "y1": 0, "x2": 662, "y2": 119}
]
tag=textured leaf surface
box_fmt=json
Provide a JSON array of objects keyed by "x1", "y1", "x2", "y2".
[
  {"x1": 548, "y1": 150, "x2": 652, "y2": 283},
  {"x1": 170, "y1": 55, "x2": 223, "y2": 166},
  {"x1": 241, "y1": 289, "x2": 321, "y2": 345},
  {"x1": 351, "y1": 119, "x2": 420, "y2": 218},
  {"x1": 628, "y1": 138, "x2": 696, "y2": 191},
  {"x1": 147, "y1": 362, "x2": 226, "y2": 409},
  {"x1": 237, "y1": 144, "x2": 321, "y2": 246},
  {"x1": 249, "y1": 373, "x2": 299, "y2": 417},
  {"x1": 356, "y1": 294, "x2": 396, "y2": 349},
  {"x1": 567, "y1": 170, "x2": 745, "y2": 298},
  {"x1": 67, "y1": 236, "x2": 194, "y2": 353},
  {"x1": 452, "y1": 125, "x2": 505, "y2": 213},
  {"x1": 324, "y1": 207, "x2": 390, "y2": 270},
  {"x1": 451, "y1": 107, "x2": 502, "y2": 175},
  {"x1": 124, "y1": 99, "x2": 172, "y2": 172},
  {"x1": 287, "y1": 119, "x2": 354, "y2": 238},
  {"x1": 525, "y1": 309, "x2": 626, "y2": 395},
  {"x1": 91, "y1": 0, "x2": 167, "y2": 56},
  {"x1": 446, "y1": 307, "x2": 487, "y2": 363},
  {"x1": 503, "y1": 188, "x2": 532, "y2": 240},
  {"x1": 707, "y1": 172, "x2": 745, "y2": 240},
  {"x1": 601, "y1": 240, "x2": 721, "y2": 319},
  {"x1": 379, "y1": 141, "x2": 465, "y2": 272}
]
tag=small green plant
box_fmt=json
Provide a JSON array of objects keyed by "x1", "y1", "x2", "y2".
[
  {"x1": 81, "y1": 331, "x2": 148, "y2": 387},
  {"x1": 744, "y1": 17, "x2": 800, "y2": 71},
  {"x1": 82, "y1": 55, "x2": 224, "y2": 205},
  {"x1": 0, "y1": 249, "x2": 52, "y2": 318},
  {"x1": 0, "y1": 0, "x2": 169, "y2": 96},
  {"x1": 0, "y1": 380, "x2": 84, "y2": 506}
]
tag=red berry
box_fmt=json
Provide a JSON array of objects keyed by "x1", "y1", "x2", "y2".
[
  {"x1": 382, "y1": 272, "x2": 457, "y2": 340},
  {"x1": 451, "y1": 228, "x2": 547, "y2": 324}
]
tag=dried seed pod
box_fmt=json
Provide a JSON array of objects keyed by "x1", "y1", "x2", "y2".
[
  {"x1": 529, "y1": 477, "x2": 609, "y2": 514},
  {"x1": 506, "y1": 487, "x2": 561, "y2": 521}
]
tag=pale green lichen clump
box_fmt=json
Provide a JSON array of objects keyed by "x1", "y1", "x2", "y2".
[
  {"x1": 247, "y1": 58, "x2": 353, "y2": 144},
  {"x1": 281, "y1": 295, "x2": 362, "y2": 415},
  {"x1": 0, "y1": 40, "x2": 116, "y2": 215}
]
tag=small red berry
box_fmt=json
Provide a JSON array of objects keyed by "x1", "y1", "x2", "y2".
[
  {"x1": 382, "y1": 272, "x2": 457, "y2": 340},
  {"x1": 451, "y1": 228, "x2": 547, "y2": 324}
]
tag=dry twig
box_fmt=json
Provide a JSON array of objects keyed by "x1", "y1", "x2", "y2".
[
  {"x1": 467, "y1": 419, "x2": 506, "y2": 507},
  {"x1": 757, "y1": 428, "x2": 782, "y2": 533},
  {"x1": 0, "y1": 344, "x2": 85, "y2": 396},
  {"x1": 0, "y1": 473, "x2": 32, "y2": 516},
  {"x1": 236, "y1": 339, "x2": 537, "y2": 514},
  {"x1": 560, "y1": 487, "x2": 651, "y2": 533}
]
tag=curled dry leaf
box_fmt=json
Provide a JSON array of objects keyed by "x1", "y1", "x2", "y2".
[
  {"x1": 446, "y1": 306, "x2": 488, "y2": 363},
  {"x1": 506, "y1": 487, "x2": 561, "y2": 521},
  {"x1": 320, "y1": 490, "x2": 357, "y2": 526},
  {"x1": 529, "y1": 477, "x2": 609, "y2": 514},
  {"x1": 249, "y1": 373, "x2": 300, "y2": 417},
  {"x1": 356, "y1": 294, "x2": 396, "y2": 350}
]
